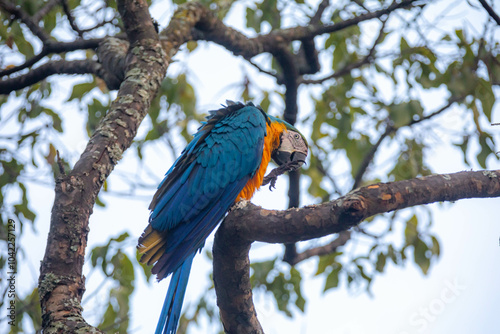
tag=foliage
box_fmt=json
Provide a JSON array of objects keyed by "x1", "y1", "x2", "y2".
[{"x1": 0, "y1": 0, "x2": 499, "y2": 333}]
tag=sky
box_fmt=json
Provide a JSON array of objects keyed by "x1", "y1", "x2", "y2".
[{"x1": 1, "y1": 0, "x2": 500, "y2": 333}]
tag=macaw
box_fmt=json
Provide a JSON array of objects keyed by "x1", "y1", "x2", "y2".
[{"x1": 138, "y1": 101, "x2": 308, "y2": 334}]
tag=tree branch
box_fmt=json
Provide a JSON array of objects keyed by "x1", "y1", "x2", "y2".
[
  {"x1": 478, "y1": 0, "x2": 500, "y2": 26},
  {"x1": 1, "y1": 0, "x2": 418, "y2": 92},
  {"x1": 62, "y1": 0, "x2": 84, "y2": 37},
  {"x1": 33, "y1": 0, "x2": 61, "y2": 23},
  {"x1": 274, "y1": 45, "x2": 301, "y2": 266},
  {"x1": 0, "y1": 38, "x2": 102, "y2": 78},
  {"x1": 37, "y1": 0, "x2": 167, "y2": 332},
  {"x1": 96, "y1": 37, "x2": 130, "y2": 89},
  {"x1": 286, "y1": 231, "x2": 351, "y2": 266},
  {"x1": 310, "y1": 0, "x2": 330, "y2": 25},
  {"x1": 408, "y1": 94, "x2": 466, "y2": 126},
  {"x1": 352, "y1": 123, "x2": 394, "y2": 190},
  {"x1": 0, "y1": 38, "x2": 127, "y2": 93},
  {"x1": 301, "y1": 19, "x2": 386, "y2": 85},
  {"x1": 214, "y1": 169, "x2": 500, "y2": 333},
  {"x1": 298, "y1": 94, "x2": 466, "y2": 264},
  {"x1": 0, "y1": 59, "x2": 117, "y2": 94},
  {"x1": 37, "y1": 1, "x2": 235, "y2": 332},
  {"x1": 271, "y1": 0, "x2": 418, "y2": 43},
  {"x1": 191, "y1": 0, "x2": 419, "y2": 59},
  {"x1": 352, "y1": 94, "x2": 466, "y2": 190},
  {"x1": 0, "y1": 0, "x2": 50, "y2": 42},
  {"x1": 294, "y1": 0, "x2": 328, "y2": 76}
]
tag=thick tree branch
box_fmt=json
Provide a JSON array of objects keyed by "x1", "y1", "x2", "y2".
[
  {"x1": 95, "y1": 37, "x2": 130, "y2": 89},
  {"x1": 37, "y1": 0, "x2": 167, "y2": 332},
  {"x1": 274, "y1": 48, "x2": 299, "y2": 126},
  {"x1": 214, "y1": 169, "x2": 500, "y2": 333},
  {"x1": 296, "y1": 38, "x2": 320, "y2": 75},
  {"x1": 37, "y1": 1, "x2": 236, "y2": 332},
  {"x1": 213, "y1": 233, "x2": 263, "y2": 334}
]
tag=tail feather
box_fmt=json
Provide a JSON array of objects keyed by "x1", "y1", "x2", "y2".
[
  {"x1": 155, "y1": 253, "x2": 195, "y2": 334},
  {"x1": 138, "y1": 226, "x2": 168, "y2": 266}
]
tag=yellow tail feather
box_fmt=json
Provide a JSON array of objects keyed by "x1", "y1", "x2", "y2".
[{"x1": 138, "y1": 225, "x2": 167, "y2": 265}]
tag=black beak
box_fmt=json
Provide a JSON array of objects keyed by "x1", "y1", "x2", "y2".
[
  {"x1": 291, "y1": 152, "x2": 307, "y2": 166},
  {"x1": 272, "y1": 151, "x2": 307, "y2": 168}
]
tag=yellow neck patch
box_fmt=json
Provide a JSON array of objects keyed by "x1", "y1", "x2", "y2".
[{"x1": 236, "y1": 121, "x2": 287, "y2": 201}]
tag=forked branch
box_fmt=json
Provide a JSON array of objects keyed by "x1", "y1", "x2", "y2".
[{"x1": 214, "y1": 169, "x2": 500, "y2": 333}]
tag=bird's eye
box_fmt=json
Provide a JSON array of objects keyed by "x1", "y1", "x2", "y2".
[{"x1": 294, "y1": 133, "x2": 300, "y2": 139}]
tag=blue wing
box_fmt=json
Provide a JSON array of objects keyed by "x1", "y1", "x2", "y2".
[{"x1": 139, "y1": 102, "x2": 268, "y2": 279}]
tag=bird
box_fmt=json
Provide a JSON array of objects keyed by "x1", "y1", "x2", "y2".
[{"x1": 137, "y1": 101, "x2": 308, "y2": 334}]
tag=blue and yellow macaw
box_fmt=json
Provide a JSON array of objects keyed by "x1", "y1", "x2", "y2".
[{"x1": 138, "y1": 101, "x2": 308, "y2": 334}]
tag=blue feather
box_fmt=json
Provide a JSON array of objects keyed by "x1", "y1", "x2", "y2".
[
  {"x1": 140, "y1": 102, "x2": 271, "y2": 334},
  {"x1": 155, "y1": 252, "x2": 195, "y2": 334}
]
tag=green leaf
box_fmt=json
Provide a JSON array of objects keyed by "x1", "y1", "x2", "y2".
[
  {"x1": 477, "y1": 133, "x2": 496, "y2": 169},
  {"x1": 388, "y1": 100, "x2": 423, "y2": 128},
  {"x1": 246, "y1": 7, "x2": 260, "y2": 33},
  {"x1": 356, "y1": 264, "x2": 372, "y2": 291},
  {"x1": 400, "y1": 36, "x2": 410, "y2": 51},
  {"x1": 111, "y1": 250, "x2": 135, "y2": 287},
  {"x1": 316, "y1": 251, "x2": 342, "y2": 275},
  {"x1": 43, "y1": 109, "x2": 63, "y2": 132},
  {"x1": 68, "y1": 81, "x2": 97, "y2": 101},
  {"x1": 86, "y1": 98, "x2": 108, "y2": 135},
  {"x1": 389, "y1": 139, "x2": 430, "y2": 180},
  {"x1": 0, "y1": 158, "x2": 24, "y2": 186},
  {"x1": 45, "y1": 143, "x2": 57, "y2": 165},
  {"x1": 11, "y1": 23, "x2": 34, "y2": 58},
  {"x1": 475, "y1": 78, "x2": 495, "y2": 121},
  {"x1": 14, "y1": 183, "x2": 36, "y2": 223},
  {"x1": 250, "y1": 259, "x2": 276, "y2": 286},
  {"x1": 387, "y1": 245, "x2": 399, "y2": 265},
  {"x1": 414, "y1": 237, "x2": 430, "y2": 275},
  {"x1": 324, "y1": 266, "x2": 341, "y2": 291},
  {"x1": 454, "y1": 135, "x2": 470, "y2": 166},
  {"x1": 290, "y1": 267, "x2": 306, "y2": 312},
  {"x1": 269, "y1": 273, "x2": 292, "y2": 317},
  {"x1": 332, "y1": 38, "x2": 348, "y2": 70},
  {"x1": 113, "y1": 232, "x2": 130, "y2": 243},
  {"x1": 375, "y1": 253, "x2": 386, "y2": 273},
  {"x1": 259, "y1": 91, "x2": 271, "y2": 112},
  {"x1": 404, "y1": 215, "x2": 418, "y2": 244},
  {"x1": 95, "y1": 194, "x2": 106, "y2": 207},
  {"x1": 186, "y1": 40, "x2": 198, "y2": 52},
  {"x1": 136, "y1": 250, "x2": 153, "y2": 282},
  {"x1": 431, "y1": 236, "x2": 440, "y2": 257}
]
